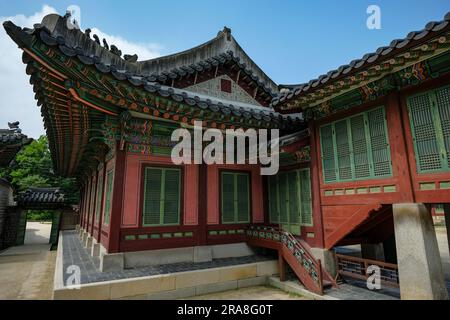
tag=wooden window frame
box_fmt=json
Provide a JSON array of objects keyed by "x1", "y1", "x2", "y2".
[
  {"x1": 219, "y1": 170, "x2": 251, "y2": 224},
  {"x1": 140, "y1": 165, "x2": 183, "y2": 227},
  {"x1": 406, "y1": 85, "x2": 450, "y2": 174},
  {"x1": 268, "y1": 168, "x2": 313, "y2": 231},
  {"x1": 319, "y1": 105, "x2": 392, "y2": 183},
  {"x1": 221, "y1": 78, "x2": 232, "y2": 93}
]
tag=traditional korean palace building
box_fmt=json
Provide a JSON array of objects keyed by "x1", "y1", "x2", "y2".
[{"x1": 4, "y1": 12, "x2": 450, "y2": 299}]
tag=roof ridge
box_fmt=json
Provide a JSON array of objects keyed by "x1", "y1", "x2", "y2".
[{"x1": 7, "y1": 13, "x2": 278, "y2": 96}]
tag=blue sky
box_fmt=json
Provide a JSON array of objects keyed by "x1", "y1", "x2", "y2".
[
  {"x1": 0, "y1": 1, "x2": 449, "y2": 137},
  {"x1": 2, "y1": 0, "x2": 449, "y2": 83}
]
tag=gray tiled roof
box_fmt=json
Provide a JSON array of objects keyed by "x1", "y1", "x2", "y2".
[
  {"x1": 0, "y1": 123, "x2": 32, "y2": 167},
  {"x1": 272, "y1": 11, "x2": 450, "y2": 108},
  {"x1": 17, "y1": 187, "x2": 66, "y2": 205},
  {"x1": 4, "y1": 19, "x2": 303, "y2": 129},
  {"x1": 23, "y1": 14, "x2": 279, "y2": 97}
]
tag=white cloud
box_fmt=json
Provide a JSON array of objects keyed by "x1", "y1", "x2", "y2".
[
  {"x1": 0, "y1": 5, "x2": 162, "y2": 138},
  {"x1": 91, "y1": 28, "x2": 162, "y2": 61}
]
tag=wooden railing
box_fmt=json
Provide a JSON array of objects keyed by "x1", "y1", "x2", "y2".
[
  {"x1": 246, "y1": 225, "x2": 334, "y2": 295},
  {"x1": 336, "y1": 254, "x2": 399, "y2": 288}
]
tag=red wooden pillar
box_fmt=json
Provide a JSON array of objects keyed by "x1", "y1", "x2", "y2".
[
  {"x1": 79, "y1": 186, "x2": 84, "y2": 228},
  {"x1": 96, "y1": 164, "x2": 107, "y2": 243},
  {"x1": 83, "y1": 179, "x2": 90, "y2": 230},
  {"x1": 386, "y1": 91, "x2": 415, "y2": 202},
  {"x1": 107, "y1": 143, "x2": 126, "y2": 253},
  {"x1": 309, "y1": 120, "x2": 325, "y2": 248},
  {"x1": 86, "y1": 175, "x2": 94, "y2": 234},
  {"x1": 197, "y1": 163, "x2": 207, "y2": 246},
  {"x1": 89, "y1": 171, "x2": 98, "y2": 235}
]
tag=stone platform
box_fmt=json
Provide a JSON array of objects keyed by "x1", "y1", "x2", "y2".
[{"x1": 53, "y1": 231, "x2": 278, "y2": 299}]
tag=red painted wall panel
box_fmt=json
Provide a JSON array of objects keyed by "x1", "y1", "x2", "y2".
[
  {"x1": 206, "y1": 164, "x2": 264, "y2": 225},
  {"x1": 121, "y1": 153, "x2": 199, "y2": 228}
]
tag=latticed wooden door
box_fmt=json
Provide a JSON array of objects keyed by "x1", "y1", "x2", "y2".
[
  {"x1": 407, "y1": 85, "x2": 450, "y2": 173},
  {"x1": 319, "y1": 106, "x2": 392, "y2": 183},
  {"x1": 267, "y1": 168, "x2": 312, "y2": 235}
]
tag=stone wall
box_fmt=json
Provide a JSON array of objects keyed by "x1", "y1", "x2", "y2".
[{"x1": 0, "y1": 180, "x2": 16, "y2": 250}]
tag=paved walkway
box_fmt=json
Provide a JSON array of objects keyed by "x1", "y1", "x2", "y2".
[
  {"x1": 24, "y1": 221, "x2": 51, "y2": 244},
  {"x1": 0, "y1": 222, "x2": 55, "y2": 299},
  {"x1": 0, "y1": 244, "x2": 55, "y2": 299},
  {"x1": 62, "y1": 231, "x2": 273, "y2": 285}
]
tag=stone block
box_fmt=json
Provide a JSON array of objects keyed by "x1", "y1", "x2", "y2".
[
  {"x1": 124, "y1": 247, "x2": 194, "y2": 268},
  {"x1": 53, "y1": 283, "x2": 111, "y2": 300},
  {"x1": 195, "y1": 280, "x2": 237, "y2": 296},
  {"x1": 219, "y1": 264, "x2": 256, "y2": 282},
  {"x1": 310, "y1": 247, "x2": 337, "y2": 277},
  {"x1": 393, "y1": 203, "x2": 448, "y2": 300},
  {"x1": 91, "y1": 242, "x2": 101, "y2": 257},
  {"x1": 100, "y1": 252, "x2": 124, "y2": 272},
  {"x1": 256, "y1": 260, "x2": 278, "y2": 276},
  {"x1": 85, "y1": 236, "x2": 93, "y2": 250},
  {"x1": 147, "y1": 287, "x2": 196, "y2": 300},
  {"x1": 81, "y1": 231, "x2": 88, "y2": 243},
  {"x1": 193, "y1": 246, "x2": 212, "y2": 263},
  {"x1": 175, "y1": 269, "x2": 220, "y2": 289},
  {"x1": 109, "y1": 275, "x2": 175, "y2": 299},
  {"x1": 237, "y1": 276, "x2": 267, "y2": 288},
  {"x1": 211, "y1": 242, "x2": 255, "y2": 259}
]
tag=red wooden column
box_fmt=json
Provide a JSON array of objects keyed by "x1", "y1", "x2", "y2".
[
  {"x1": 83, "y1": 179, "x2": 90, "y2": 230},
  {"x1": 386, "y1": 91, "x2": 415, "y2": 202},
  {"x1": 96, "y1": 163, "x2": 107, "y2": 243},
  {"x1": 86, "y1": 174, "x2": 94, "y2": 234},
  {"x1": 79, "y1": 186, "x2": 84, "y2": 228},
  {"x1": 309, "y1": 120, "x2": 325, "y2": 248},
  {"x1": 197, "y1": 163, "x2": 207, "y2": 246},
  {"x1": 107, "y1": 143, "x2": 126, "y2": 253},
  {"x1": 89, "y1": 171, "x2": 98, "y2": 235}
]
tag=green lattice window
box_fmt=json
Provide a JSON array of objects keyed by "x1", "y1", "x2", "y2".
[
  {"x1": 103, "y1": 170, "x2": 114, "y2": 225},
  {"x1": 142, "y1": 167, "x2": 181, "y2": 226},
  {"x1": 407, "y1": 86, "x2": 450, "y2": 173},
  {"x1": 319, "y1": 106, "x2": 392, "y2": 183},
  {"x1": 221, "y1": 172, "x2": 250, "y2": 224},
  {"x1": 268, "y1": 168, "x2": 312, "y2": 235},
  {"x1": 95, "y1": 174, "x2": 103, "y2": 222}
]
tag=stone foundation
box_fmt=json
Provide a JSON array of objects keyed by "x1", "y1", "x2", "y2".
[
  {"x1": 100, "y1": 242, "x2": 256, "y2": 271},
  {"x1": 393, "y1": 203, "x2": 448, "y2": 300}
]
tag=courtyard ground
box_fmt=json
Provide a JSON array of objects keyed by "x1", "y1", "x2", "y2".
[
  {"x1": 0, "y1": 223, "x2": 448, "y2": 300},
  {"x1": 189, "y1": 285, "x2": 307, "y2": 300},
  {"x1": 0, "y1": 222, "x2": 55, "y2": 299}
]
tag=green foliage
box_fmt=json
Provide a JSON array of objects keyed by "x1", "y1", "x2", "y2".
[
  {"x1": 0, "y1": 135, "x2": 79, "y2": 203},
  {"x1": 27, "y1": 210, "x2": 52, "y2": 221}
]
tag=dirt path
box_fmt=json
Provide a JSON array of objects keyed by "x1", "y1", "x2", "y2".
[
  {"x1": 0, "y1": 221, "x2": 56, "y2": 300},
  {"x1": 189, "y1": 286, "x2": 308, "y2": 300},
  {"x1": 0, "y1": 244, "x2": 56, "y2": 299}
]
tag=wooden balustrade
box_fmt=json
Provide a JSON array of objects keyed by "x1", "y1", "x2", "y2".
[
  {"x1": 246, "y1": 224, "x2": 336, "y2": 295},
  {"x1": 336, "y1": 253, "x2": 399, "y2": 288}
]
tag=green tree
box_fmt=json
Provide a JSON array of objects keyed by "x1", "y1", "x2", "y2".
[{"x1": 0, "y1": 135, "x2": 78, "y2": 203}]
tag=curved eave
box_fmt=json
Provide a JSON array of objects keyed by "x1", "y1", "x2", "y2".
[
  {"x1": 4, "y1": 20, "x2": 305, "y2": 177},
  {"x1": 273, "y1": 12, "x2": 450, "y2": 112}
]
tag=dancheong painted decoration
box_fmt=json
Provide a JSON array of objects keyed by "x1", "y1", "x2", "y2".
[{"x1": 3, "y1": 10, "x2": 450, "y2": 298}]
